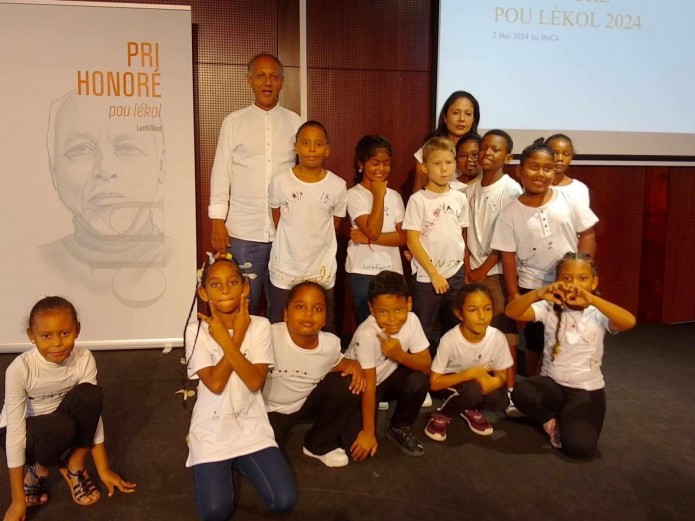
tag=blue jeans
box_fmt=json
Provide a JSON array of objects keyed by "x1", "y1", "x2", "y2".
[
  {"x1": 191, "y1": 446, "x2": 297, "y2": 521},
  {"x1": 348, "y1": 273, "x2": 374, "y2": 325},
  {"x1": 228, "y1": 237, "x2": 271, "y2": 315}
]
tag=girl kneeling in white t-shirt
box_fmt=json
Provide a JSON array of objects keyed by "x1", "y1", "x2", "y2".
[
  {"x1": 262, "y1": 282, "x2": 365, "y2": 468},
  {"x1": 506, "y1": 252, "x2": 636, "y2": 458},
  {"x1": 185, "y1": 254, "x2": 297, "y2": 520}
]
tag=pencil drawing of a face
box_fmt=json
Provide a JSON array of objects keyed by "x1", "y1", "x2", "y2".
[{"x1": 48, "y1": 93, "x2": 164, "y2": 236}]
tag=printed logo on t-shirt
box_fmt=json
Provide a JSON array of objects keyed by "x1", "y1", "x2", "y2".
[
  {"x1": 280, "y1": 191, "x2": 304, "y2": 214},
  {"x1": 319, "y1": 191, "x2": 332, "y2": 206}
]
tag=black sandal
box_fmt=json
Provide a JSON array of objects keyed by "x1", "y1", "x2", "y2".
[
  {"x1": 24, "y1": 465, "x2": 48, "y2": 507},
  {"x1": 59, "y1": 466, "x2": 100, "y2": 506}
]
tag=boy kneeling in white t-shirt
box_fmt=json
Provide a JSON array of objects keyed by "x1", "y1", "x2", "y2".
[{"x1": 344, "y1": 271, "x2": 431, "y2": 458}]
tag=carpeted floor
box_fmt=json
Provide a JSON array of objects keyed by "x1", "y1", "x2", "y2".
[{"x1": 1, "y1": 323, "x2": 694, "y2": 521}]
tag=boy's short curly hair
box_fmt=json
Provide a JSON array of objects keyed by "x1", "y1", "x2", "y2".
[{"x1": 367, "y1": 271, "x2": 410, "y2": 303}]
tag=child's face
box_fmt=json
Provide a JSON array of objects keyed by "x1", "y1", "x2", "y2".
[
  {"x1": 27, "y1": 310, "x2": 80, "y2": 364},
  {"x1": 547, "y1": 138, "x2": 573, "y2": 177},
  {"x1": 456, "y1": 141, "x2": 481, "y2": 180},
  {"x1": 198, "y1": 262, "x2": 247, "y2": 314},
  {"x1": 519, "y1": 151, "x2": 555, "y2": 195},
  {"x1": 294, "y1": 126, "x2": 330, "y2": 169},
  {"x1": 557, "y1": 260, "x2": 598, "y2": 295},
  {"x1": 424, "y1": 149, "x2": 456, "y2": 188},
  {"x1": 478, "y1": 135, "x2": 512, "y2": 174},
  {"x1": 359, "y1": 148, "x2": 391, "y2": 186},
  {"x1": 368, "y1": 294, "x2": 412, "y2": 335},
  {"x1": 455, "y1": 291, "x2": 493, "y2": 339},
  {"x1": 444, "y1": 97, "x2": 476, "y2": 138},
  {"x1": 284, "y1": 286, "x2": 327, "y2": 339}
]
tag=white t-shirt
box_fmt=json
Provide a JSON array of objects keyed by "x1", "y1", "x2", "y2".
[
  {"x1": 262, "y1": 323, "x2": 343, "y2": 414},
  {"x1": 554, "y1": 179, "x2": 590, "y2": 209},
  {"x1": 467, "y1": 174, "x2": 522, "y2": 276},
  {"x1": 0, "y1": 347, "x2": 105, "y2": 468},
  {"x1": 345, "y1": 313, "x2": 429, "y2": 386},
  {"x1": 532, "y1": 301, "x2": 614, "y2": 391},
  {"x1": 208, "y1": 104, "x2": 302, "y2": 242},
  {"x1": 431, "y1": 326, "x2": 513, "y2": 376},
  {"x1": 185, "y1": 317, "x2": 277, "y2": 467},
  {"x1": 402, "y1": 188, "x2": 469, "y2": 282},
  {"x1": 449, "y1": 175, "x2": 482, "y2": 194},
  {"x1": 490, "y1": 189, "x2": 599, "y2": 289},
  {"x1": 268, "y1": 169, "x2": 347, "y2": 289},
  {"x1": 346, "y1": 184, "x2": 404, "y2": 275}
]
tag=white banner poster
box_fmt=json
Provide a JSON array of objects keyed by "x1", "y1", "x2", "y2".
[{"x1": 0, "y1": 1, "x2": 196, "y2": 351}]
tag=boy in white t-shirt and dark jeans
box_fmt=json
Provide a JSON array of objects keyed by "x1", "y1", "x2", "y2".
[
  {"x1": 344, "y1": 271, "x2": 431, "y2": 458},
  {"x1": 403, "y1": 137, "x2": 469, "y2": 356}
]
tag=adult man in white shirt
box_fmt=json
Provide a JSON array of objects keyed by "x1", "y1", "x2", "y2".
[{"x1": 208, "y1": 54, "x2": 302, "y2": 313}]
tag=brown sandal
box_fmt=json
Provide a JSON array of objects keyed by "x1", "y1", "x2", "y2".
[
  {"x1": 24, "y1": 465, "x2": 48, "y2": 507},
  {"x1": 59, "y1": 466, "x2": 100, "y2": 506}
]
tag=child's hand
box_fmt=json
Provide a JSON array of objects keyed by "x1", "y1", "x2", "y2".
[
  {"x1": 3, "y1": 500, "x2": 27, "y2": 521},
  {"x1": 350, "y1": 430, "x2": 378, "y2": 461},
  {"x1": 430, "y1": 272, "x2": 449, "y2": 294},
  {"x1": 340, "y1": 359, "x2": 366, "y2": 394},
  {"x1": 377, "y1": 332, "x2": 404, "y2": 360},
  {"x1": 197, "y1": 302, "x2": 231, "y2": 345},
  {"x1": 231, "y1": 286, "x2": 252, "y2": 342},
  {"x1": 564, "y1": 285, "x2": 593, "y2": 308},
  {"x1": 467, "y1": 267, "x2": 487, "y2": 283},
  {"x1": 350, "y1": 228, "x2": 370, "y2": 245},
  {"x1": 98, "y1": 469, "x2": 136, "y2": 497},
  {"x1": 536, "y1": 283, "x2": 567, "y2": 306},
  {"x1": 369, "y1": 180, "x2": 388, "y2": 198},
  {"x1": 403, "y1": 250, "x2": 413, "y2": 261}
]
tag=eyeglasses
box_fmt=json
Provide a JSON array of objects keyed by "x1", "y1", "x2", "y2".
[{"x1": 457, "y1": 153, "x2": 478, "y2": 161}]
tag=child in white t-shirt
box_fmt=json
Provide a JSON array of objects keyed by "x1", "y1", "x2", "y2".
[
  {"x1": 403, "y1": 137, "x2": 469, "y2": 355},
  {"x1": 268, "y1": 121, "x2": 347, "y2": 324},
  {"x1": 262, "y1": 282, "x2": 365, "y2": 468},
  {"x1": 545, "y1": 134, "x2": 590, "y2": 208},
  {"x1": 346, "y1": 135, "x2": 406, "y2": 323},
  {"x1": 344, "y1": 271, "x2": 431, "y2": 459},
  {"x1": 506, "y1": 252, "x2": 636, "y2": 458},
  {"x1": 465, "y1": 129, "x2": 522, "y2": 414},
  {"x1": 450, "y1": 132, "x2": 483, "y2": 193},
  {"x1": 490, "y1": 140, "x2": 598, "y2": 377},
  {"x1": 185, "y1": 254, "x2": 296, "y2": 519},
  {"x1": 425, "y1": 284, "x2": 513, "y2": 441}
]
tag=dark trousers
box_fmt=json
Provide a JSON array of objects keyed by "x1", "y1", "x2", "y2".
[
  {"x1": 0, "y1": 383, "x2": 103, "y2": 468},
  {"x1": 512, "y1": 375, "x2": 606, "y2": 459},
  {"x1": 344, "y1": 365, "x2": 429, "y2": 446},
  {"x1": 268, "y1": 372, "x2": 360, "y2": 456},
  {"x1": 434, "y1": 380, "x2": 509, "y2": 417},
  {"x1": 348, "y1": 273, "x2": 373, "y2": 325},
  {"x1": 412, "y1": 266, "x2": 466, "y2": 357},
  {"x1": 519, "y1": 287, "x2": 545, "y2": 352}
]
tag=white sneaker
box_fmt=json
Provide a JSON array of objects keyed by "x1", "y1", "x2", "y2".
[
  {"x1": 504, "y1": 389, "x2": 524, "y2": 418},
  {"x1": 302, "y1": 446, "x2": 349, "y2": 468},
  {"x1": 378, "y1": 401, "x2": 390, "y2": 411},
  {"x1": 421, "y1": 392, "x2": 433, "y2": 408}
]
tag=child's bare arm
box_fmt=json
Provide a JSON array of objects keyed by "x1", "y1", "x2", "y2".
[
  {"x1": 271, "y1": 207, "x2": 281, "y2": 228},
  {"x1": 332, "y1": 358, "x2": 366, "y2": 394},
  {"x1": 378, "y1": 333, "x2": 431, "y2": 373},
  {"x1": 500, "y1": 251, "x2": 520, "y2": 301},
  {"x1": 505, "y1": 284, "x2": 563, "y2": 321},
  {"x1": 350, "y1": 368, "x2": 378, "y2": 461},
  {"x1": 429, "y1": 366, "x2": 488, "y2": 391},
  {"x1": 578, "y1": 227, "x2": 597, "y2": 259},
  {"x1": 566, "y1": 288, "x2": 636, "y2": 332},
  {"x1": 91, "y1": 443, "x2": 136, "y2": 496}
]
